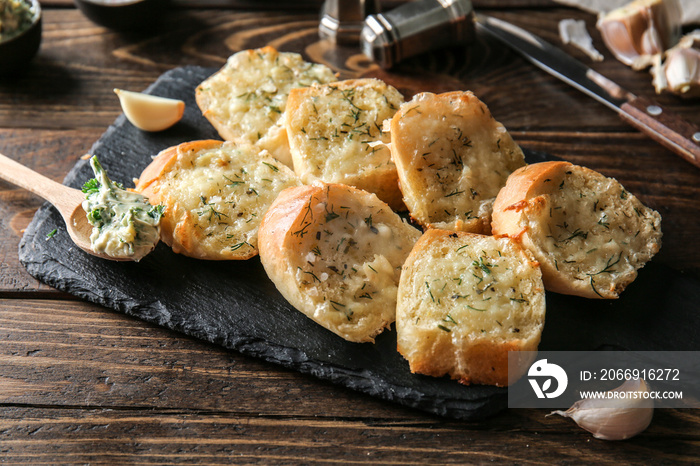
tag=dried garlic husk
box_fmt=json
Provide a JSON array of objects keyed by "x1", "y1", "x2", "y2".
[
  {"x1": 652, "y1": 30, "x2": 700, "y2": 97},
  {"x1": 114, "y1": 89, "x2": 185, "y2": 132},
  {"x1": 597, "y1": 0, "x2": 682, "y2": 70},
  {"x1": 549, "y1": 378, "x2": 654, "y2": 441},
  {"x1": 559, "y1": 19, "x2": 604, "y2": 61}
]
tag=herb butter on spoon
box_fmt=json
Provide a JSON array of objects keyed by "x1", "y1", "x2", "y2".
[{"x1": 82, "y1": 156, "x2": 163, "y2": 261}]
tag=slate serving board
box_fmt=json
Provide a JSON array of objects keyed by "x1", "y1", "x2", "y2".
[{"x1": 18, "y1": 66, "x2": 700, "y2": 420}]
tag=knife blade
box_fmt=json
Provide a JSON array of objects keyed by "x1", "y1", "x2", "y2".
[{"x1": 474, "y1": 13, "x2": 700, "y2": 169}]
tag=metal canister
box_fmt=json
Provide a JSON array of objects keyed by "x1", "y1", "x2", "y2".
[
  {"x1": 361, "y1": 0, "x2": 475, "y2": 68},
  {"x1": 319, "y1": 0, "x2": 381, "y2": 45}
]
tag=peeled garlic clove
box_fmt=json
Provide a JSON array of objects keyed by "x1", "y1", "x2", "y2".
[
  {"x1": 597, "y1": 0, "x2": 682, "y2": 69},
  {"x1": 653, "y1": 30, "x2": 700, "y2": 97},
  {"x1": 114, "y1": 89, "x2": 185, "y2": 132},
  {"x1": 650, "y1": 30, "x2": 700, "y2": 96},
  {"x1": 550, "y1": 378, "x2": 654, "y2": 441},
  {"x1": 664, "y1": 47, "x2": 700, "y2": 97}
]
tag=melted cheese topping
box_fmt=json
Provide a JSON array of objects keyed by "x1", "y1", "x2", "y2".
[
  {"x1": 391, "y1": 92, "x2": 525, "y2": 231},
  {"x1": 197, "y1": 48, "x2": 337, "y2": 158},
  {"x1": 287, "y1": 79, "x2": 403, "y2": 186},
  {"x1": 527, "y1": 168, "x2": 662, "y2": 297},
  {"x1": 399, "y1": 234, "x2": 543, "y2": 340},
  {"x1": 289, "y1": 184, "x2": 420, "y2": 338},
  {"x1": 158, "y1": 143, "x2": 300, "y2": 258}
]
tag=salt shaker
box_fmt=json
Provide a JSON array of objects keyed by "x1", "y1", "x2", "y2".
[
  {"x1": 361, "y1": 0, "x2": 475, "y2": 68},
  {"x1": 319, "y1": 0, "x2": 381, "y2": 45}
]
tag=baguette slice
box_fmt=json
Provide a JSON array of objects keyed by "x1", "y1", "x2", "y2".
[
  {"x1": 397, "y1": 229, "x2": 545, "y2": 387},
  {"x1": 492, "y1": 161, "x2": 662, "y2": 299},
  {"x1": 195, "y1": 46, "x2": 337, "y2": 167},
  {"x1": 258, "y1": 182, "x2": 422, "y2": 343},
  {"x1": 286, "y1": 78, "x2": 405, "y2": 211},
  {"x1": 390, "y1": 91, "x2": 526, "y2": 233},
  {"x1": 134, "y1": 140, "x2": 301, "y2": 260}
]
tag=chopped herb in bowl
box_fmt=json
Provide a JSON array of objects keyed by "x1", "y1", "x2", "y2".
[{"x1": 0, "y1": 0, "x2": 38, "y2": 43}]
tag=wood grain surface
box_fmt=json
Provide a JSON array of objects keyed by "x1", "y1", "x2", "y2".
[{"x1": 1, "y1": 1, "x2": 699, "y2": 463}]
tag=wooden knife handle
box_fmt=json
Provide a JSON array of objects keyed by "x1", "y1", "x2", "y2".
[{"x1": 620, "y1": 96, "x2": 700, "y2": 169}]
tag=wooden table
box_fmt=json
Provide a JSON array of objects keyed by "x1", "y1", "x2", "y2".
[{"x1": 1, "y1": 0, "x2": 699, "y2": 462}]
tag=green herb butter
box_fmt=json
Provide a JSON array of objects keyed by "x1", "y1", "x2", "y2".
[{"x1": 82, "y1": 156, "x2": 163, "y2": 261}]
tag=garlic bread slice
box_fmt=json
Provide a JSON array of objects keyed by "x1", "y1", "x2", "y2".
[
  {"x1": 397, "y1": 229, "x2": 545, "y2": 387},
  {"x1": 286, "y1": 78, "x2": 405, "y2": 211},
  {"x1": 195, "y1": 46, "x2": 337, "y2": 167},
  {"x1": 135, "y1": 140, "x2": 301, "y2": 260},
  {"x1": 390, "y1": 91, "x2": 525, "y2": 233},
  {"x1": 258, "y1": 182, "x2": 421, "y2": 343},
  {"x1": 492, "y1": 161, "x2": 662, "y2": 299}
]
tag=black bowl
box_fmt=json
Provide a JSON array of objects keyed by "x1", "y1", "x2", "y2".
[
  {"x1": 73, "y1": 0, "x2": 170, "y2": 31},
  {"x1": 0, "y1": 0, "x2": 42, "y2": 75}
]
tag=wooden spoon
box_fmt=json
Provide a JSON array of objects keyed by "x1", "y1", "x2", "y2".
[{"x1": 0, "y1": 152, "x2": 134, "y2": 261}]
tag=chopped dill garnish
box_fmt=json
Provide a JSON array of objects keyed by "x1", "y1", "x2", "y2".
[
  {"x1": 425, "y1": 281, "x2": 435, "y2": 302},
  {"x1": 223, "y1": 175, "x2": 243, "y2": 186},
  {"x1": 472, "y1": 256, "x2": 492, "y2": 275},
  {"x1": 589, "y1": 276, "x2": 604, "y2": 298},
  {"x1": 588, "y1": 253, "x2": 622, "y2": 276},
  {"x1": 262, "y1": 162, "x2": 279, "y2": 172},
  {"x1": 444, "y1": 314, "x2": 458, "y2": 324},
  {"x1": 302, "y1": 269, "x2": 321, "y2": 283},
  {"x1": 230, "y1": 241, "x2": 251, "y2": 251},
  {"x1": 466, "y1": 305, "x2": 486, "y2": 312}
]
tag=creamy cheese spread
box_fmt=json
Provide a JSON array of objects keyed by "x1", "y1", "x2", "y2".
[{"x1": 82, "y1": 156, "x2": 162, "y2": 261}]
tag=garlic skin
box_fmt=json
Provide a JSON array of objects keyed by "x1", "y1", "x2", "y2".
[
  {"x1": 597, "y1": 0, "x2": 682, "y2": 70},
  {"x1": 559, "y1": 19, "x2": 604, "y2": 61},
  {"x1": 550, "y1": 378, "x2": 654, "y2": 441},
  {"x1": 114, "y1": 89, "x2": 185, "y2": 132}
]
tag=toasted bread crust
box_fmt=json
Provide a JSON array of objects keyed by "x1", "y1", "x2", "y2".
[
  {"x1": 396, "y1": 229, "x2": 545, "y2": 386},
  {"x1": 390, "y1": 91, "x2": 525, "y2": 233},
  {"x1": 492, "y1": 161, "x2": 662, "y2": 298},
  {"x1": 134, "y1": 139, "x2": 300, "y2": 260},
  {"x1": 258, "y1": 182, "x2": 421, "y2": 343}
]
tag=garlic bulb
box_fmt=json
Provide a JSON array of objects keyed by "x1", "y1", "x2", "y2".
[
  {"x1": 114, "y1": 89, "x2": 185, "y2": 132},
  {"x1": 597, "y1": 0, "x2": 682, "y2": 70},
  {"x1": 549, "y1": 378, "x2": 654, "y2": 441}
]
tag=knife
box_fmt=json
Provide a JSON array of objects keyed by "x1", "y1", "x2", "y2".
[{"x1": 474, "y1": 13, "x2": 700, "y2": 169}]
